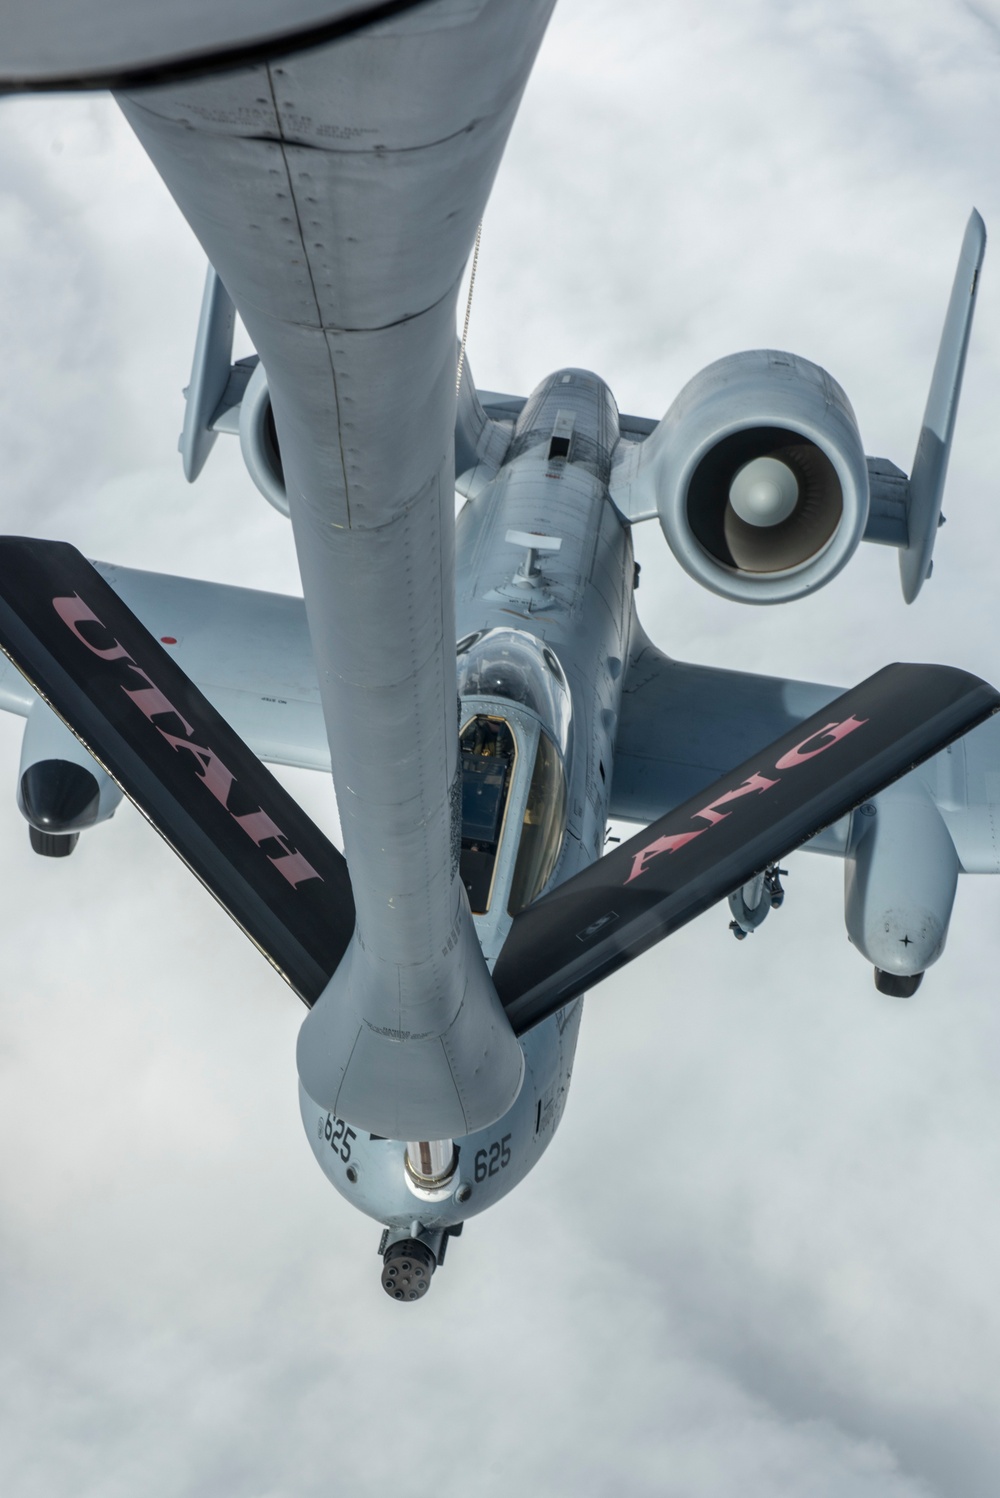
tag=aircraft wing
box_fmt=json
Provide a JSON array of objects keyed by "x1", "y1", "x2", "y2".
[
  {"x1": 0, "y1": 562, "x2": 330, "y2": 774},
  {"x1": 0, "y1": 537, "x2": 353, "y2": 1003},
  {"x1": 496, "y1": 662, "x2": 999, "y2": 1035},
  {"x1": 609, "y1": 621, "x2": 1000, "y2": 874},
  {"x1": 609, "y1": 620, "x2": 841, "y2": 824}
]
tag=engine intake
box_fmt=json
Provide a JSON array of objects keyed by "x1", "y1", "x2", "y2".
[
  {"x1": 238, "y1": 361, "x2": 289, "y2": 517},
  {"x1": 689, "y1": 427, "x2": 844, "y2": 574},
  {"x1": 639, "y1": 351, "x2": 869, "y2": 603}
]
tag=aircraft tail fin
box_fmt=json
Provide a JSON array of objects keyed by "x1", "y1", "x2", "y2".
[
  {"x1": 493, "y1": 662, "x2": 998, "y2": 1035},
  {"x1": 899, "y1": 209, "x2": 987, "y2": 603},
  {"x1": 0, "y1": 537, "x2": 354, "y2": 1005}
]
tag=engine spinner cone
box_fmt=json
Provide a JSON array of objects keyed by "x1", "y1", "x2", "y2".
[{"x1": 728, "y1": 455, "x2": 799, "y2": 527}]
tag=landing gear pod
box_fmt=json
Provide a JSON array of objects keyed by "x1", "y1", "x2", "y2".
[
  {"x1": 845, "y1": 787, "x2": 959, "y2": 982},
  {"x1": 639, "y1": 351, "x2": 869, "y2": 603},
  {"x1": 17, "y1": 701, "x2": 122, "y2": 855},
  {"x1": 22, "y1": 763, "x2": 101, "y2": 856},
  {"x1": 874, "y1": 969, "x2": 924, "y2": 998}
]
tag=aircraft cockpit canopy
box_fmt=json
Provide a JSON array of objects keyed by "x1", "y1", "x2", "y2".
[
  {"x1": 507, "y1": 727, "x2": 566, "y2": 914},
  {"x1": 457, "y1": 629, "x2": 571, "y2": 918},
  {"x1": 457, "y1": 628, "x2": 571, "y2": 753},
  {"x1": 460, "y1": 715, "x2": 517, "y2": 913}
]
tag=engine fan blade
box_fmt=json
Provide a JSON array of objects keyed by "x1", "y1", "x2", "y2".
[
  {"x1": 493, "y1": 662, "x2": 999, "y2": 1035},
  {"x1": 0, "y1": 537, "x2": 354, "y2": 1004}
]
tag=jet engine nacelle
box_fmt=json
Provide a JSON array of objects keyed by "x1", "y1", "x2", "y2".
[
  {"x1": 648, "y1": 351, "x2": 870, "y2": 603},
  {"x1": 238, "y1": 361, "x2": 289, "y2": 517},
  {"x1": 844, "y1": 784, "x2": 959, "y2": 985}
]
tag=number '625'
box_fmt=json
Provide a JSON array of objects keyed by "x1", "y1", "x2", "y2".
[
  {"x1": 323, "y1": 1113, "x2": 357, "y2": 1163},
  {"x1": 474, "y1": 1134, "x2": 511, "y2": 1182}
]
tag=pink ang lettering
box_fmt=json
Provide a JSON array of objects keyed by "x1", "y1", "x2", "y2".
[
  {"x1": 233, "y1": 809, "x2": 322, "y2": 887},
  {"x1": 692, "y1": 772, "x2": 779, "y2": 826},
  {"x1": 53, "y1": 594, "x2": 132, "y2": 660},
  {"x1": 626, "y1": 828, "x2": 706, "y2": 885},
  {"x1": 775, "y1": 714, "x2": 868, "y2": 770}
]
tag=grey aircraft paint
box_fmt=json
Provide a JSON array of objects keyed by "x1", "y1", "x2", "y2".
[
  {"x1": 116, "y1": 1, "x2": 559, "y2": 1144},
  {"x1": 0, "y1": 0, "x2": 998, "y2": 1300},
  {"x1": 3, "y1": 348, "x2": 1000, "y2": 1274}
]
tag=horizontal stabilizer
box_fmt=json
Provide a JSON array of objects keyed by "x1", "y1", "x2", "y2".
[
  {"x1": 180, "y1": 264, "x2": 236, "y2": 484},
  {"x1": 0, "y1": 537, "x2": 354, "y2": 1004},
  {"x1": 493, "y1": 663, "x2": 999, "y2": 1034}
]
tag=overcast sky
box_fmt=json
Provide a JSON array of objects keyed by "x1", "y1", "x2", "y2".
[{"x1": 2, "y1": 2, "x2": 1000, "y2": 1495}]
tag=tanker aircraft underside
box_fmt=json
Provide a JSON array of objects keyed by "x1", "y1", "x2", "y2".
[{"x1": 0, "y1": 1, "x2": 998, "y2": 1301}]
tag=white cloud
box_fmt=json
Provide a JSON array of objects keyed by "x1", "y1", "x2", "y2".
[{"x1": 0, "y1": 3, "x2": 999, "y2": 1494}]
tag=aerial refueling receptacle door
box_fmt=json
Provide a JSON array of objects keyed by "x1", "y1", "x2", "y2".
[
  {"x1": 494, "y1": 662, "x2": 1000, "y2": 1036},
  {"x1": 0, "y1": 536, "x2": 354, "y2": 1005}
]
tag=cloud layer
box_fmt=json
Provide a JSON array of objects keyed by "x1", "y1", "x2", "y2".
[{"x1": 1, "y1": 3, "x2": 1000, "y2": 1494}]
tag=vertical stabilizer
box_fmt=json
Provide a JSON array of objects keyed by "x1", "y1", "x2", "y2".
[{"x1": 900, "y1": 210, "x2": 986, "y2": 603}]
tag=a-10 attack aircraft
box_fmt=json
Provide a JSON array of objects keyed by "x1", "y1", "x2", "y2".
[{"x1": 3, "y1": 1, "x2": 1000, "y2": 1303}]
